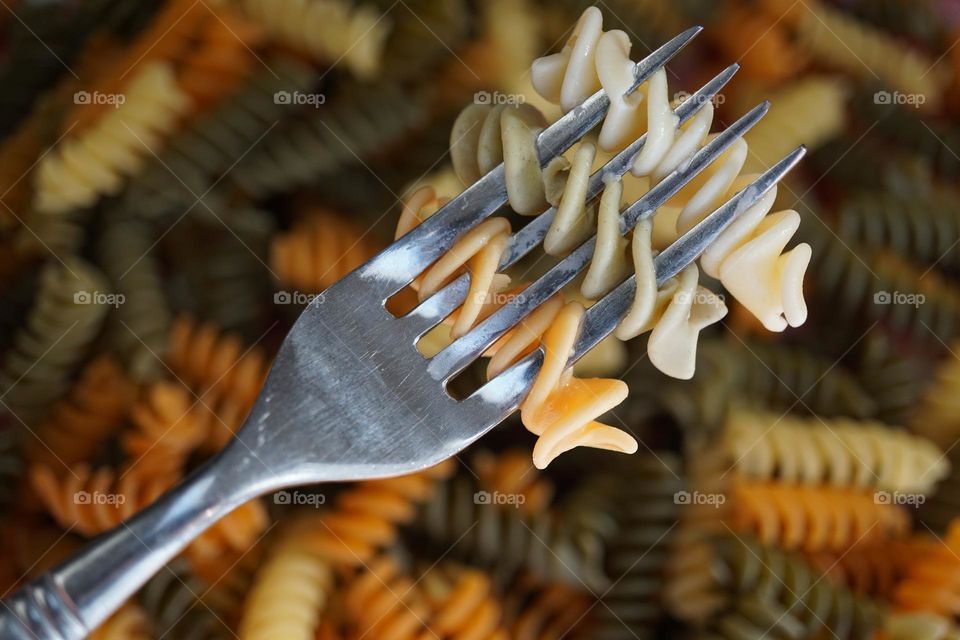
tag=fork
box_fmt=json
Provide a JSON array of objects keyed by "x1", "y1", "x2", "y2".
[{"x1": 0, "y1": 25, "x2": 805, "y2": 640}]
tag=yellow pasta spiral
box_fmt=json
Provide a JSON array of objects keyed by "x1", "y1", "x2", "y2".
[
  {"x1": 235, "y1": 0, "x2": 390, "y2": 79},
  {"x1": 723, "y1": 409, "x2": 950, "y2": 493},
  {"x1": 33, "y1": 61, "x2": 191, "y2": 214}
]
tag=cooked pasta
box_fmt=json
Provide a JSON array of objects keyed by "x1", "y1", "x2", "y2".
[
  {"x1": 33, "y1": 61, "x2": 191, "y2": 214},
  {"x1": 24, "y1": 356, "x2": 136, "y2": 467},
  {"x1": 29, "y1": 463, "x2": 179, "y2": 537},
  {"x1": 0, "y1": 257, "x2": 111, "y2": 424},
  {"x1": 271, "y1": 209, "x2": 383, "y2": 295},
  {"x1": 234, "y1": 0, "x2": 390, "y2": 79},
  {"x1": 421, "y1": 564, "x2": 509, "y2": 640},
  {"x1": 238, "y1": 515, "x2": 335, "y2": 640},
  {"x1": 708, "y1": 534, "x2": 882, "y2": 639},
  {"x1": 740, "y1": 75, "x2": 847, "y2": 173},
  {"x1": 728, "y1": 481, "x2": 911, "y2": 552},
  {"x1": 763, "y1": 0, "x2": 950, "y2": 111},
  {"x1": 98, "y1": 216, "x2": 172, "y2": 382},
  {"x1": 722, "y1": 409, "x2": 949, "y2": 493},
  {"x1": 341, "y1": 554, "x2": 431, "y2": 639},
  {"x1": 893, "y1": 519, "x2": 960, "y2": 618}
]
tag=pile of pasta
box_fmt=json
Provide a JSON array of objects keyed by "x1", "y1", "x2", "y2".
[{"x1": 1, "y1": 0, "x2": 960, "y2": 638}]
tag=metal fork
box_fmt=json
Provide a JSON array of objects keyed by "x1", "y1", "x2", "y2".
[{"x1": 0, "y1": 26, "x2": 805, "y2": 640}]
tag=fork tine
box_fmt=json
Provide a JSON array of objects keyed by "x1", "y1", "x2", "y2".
[
  {"x1": 570, "y1": 146, "x2": 807, "y2": 364},
  {"x1": 402, "y1": 64, "x2": 739, "y2": 334},
  {"x1": 428, "y1": 102, "x2": 771, "y2": 383},
  {"x1": 353, "y1": 27, "x2": 703, "y2": 300}
]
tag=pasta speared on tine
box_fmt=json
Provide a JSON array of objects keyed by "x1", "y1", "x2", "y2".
[{"x1": 394, "y1": 7, "x2": 807, "y2": 468}]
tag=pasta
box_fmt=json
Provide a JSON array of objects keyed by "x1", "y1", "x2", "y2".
[
  {"x1": 24, "y1": 356, "x2": 136, "y2": 467},
  {"x1": 722, "y1": 409, "x2": 950, "y2": 493},
  {"x1": 893, "y1": 519, "x2": 960, "y2": 618},
  {"x1": 123, "y1": 382, "x2": 208, "y2": 475},
  {"x1": 807, "y1": 537, "x2": 923, "y2": 598},
  {"x1": 234, "y1": 0, "x2": 390, "y2": 79},
  {"x1": 238, "y1": 515, "x2": 335, "y2": 640},
  {"x1": 271, "y1": 209, "x2": 383, "y2": 295},
  {"x1": 761, "y1": 0, "x2": 950, "y2": 111},
  {"x1": 139, "y1": 558, "x2": 230, "y2": 639},
  {"x1": 421, "y1": 564, "x2": 509, "y2": 640},
  {"x1": 0, "y1": 257, "x2": 111, "y2": 424},
  {"x1": 342, "y1": 554, "x2": 431, "y2": 639},
  {"x1": 33, "y1": 61, "x2": 192, "y2": 214},
  {"x1": 29, "y1": 463, "x2": 178, "y2": 537},
  {"x1": 728, "y1": 481, "x2": 911, "y2": 552}
]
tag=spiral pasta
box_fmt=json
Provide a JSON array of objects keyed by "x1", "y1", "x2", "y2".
[
  {"x1": 29, "y1": 463, "x2": 178, "y2": 536},
  {"x1": 123, "y1": 382, "x2": 209, "y2": 475},
  {"x1": 342, "y1": 554, "x2": 432, "y2": 639},
  {"x1": 24, "y1": 356, "x2": 136, "y2": 467},
  {"x1": 234, "y1": 0, "x2": 389, "y2": 79},
  {"x1": 139, "y1": 558, "x2": 230, "y2": 640},
  {"x1": 728, "y1": 481, "x2": 911, "y2": 553},
  {"x1": 271, "y1": 209, "x2": 383, "y2": 295},
  {"x1": 722, "y1": 409, "x2": 949, "y2": 494},
  {"x1": 911, "y1": 343, "x2": 960, "y2": 450},
  {"x1": 762, "y1": 0, "x2": 949, "y2": 111},
  {"x1": 421, "y1": 564, "x2": 509, "y2": 640},
  {"x1": 893, "y1": 519, "x2": 960, "y2": 618},
  {"x1": 238, "y1": 515, "x2": 335, "y2": 640},
  {"x1": 33, "y1": 61, "x2": 192, "y2": 214},
  {"x1": 167, "y1": 315, "x2": 269, "y2": 450},
  {"x1": 0, "y1": 257, "x2": 111, "y2": 424},
  {"x1": 807, "y1": 537, "x2": 922, "y2": 598}
]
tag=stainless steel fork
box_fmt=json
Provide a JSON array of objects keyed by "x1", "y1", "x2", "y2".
[{"x1": 0, "y1": 26, "x2": 806, "y2": 640}]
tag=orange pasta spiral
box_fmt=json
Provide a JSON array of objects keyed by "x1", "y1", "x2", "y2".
[
  {"x1": 894, "y1": 519, "x2": 960, "y2": 618},
  {"x1": 167, "y1": 315, "x2": 269, "y2": 449},
  {"x1": 503, "y1": 578, "x2": 590, "y2": 640},
  {"x1": 122, "y1": 382, "x2": 209, "y2": 475},
  {"x1": 421, "y1": 564, "x2": 509, "y2": 640},
  {"x1": 342, "y1": 555, "x2": 431, "y2": 640},
  {"x1": 474, "y1": 449, "x2": 554, "y2": 514},
  {"x1": 29, "y1": 463, "x2": 178, "y2": 537},
  {"x1": 728, "y1": 481, "x2": 910, "y2": 553},
  {"x1": 807, "y1": 537, "x2": 922, "y2": 598},
  {"x1": 272, "y1": 209, "x2": 383, "y2": 295},
  {"x1": 24, "y1": 356, "x2": 136, "y2": 467},
  {"x1": 709, "y1": 6, "x2": 808, "y2": 83},
  {"x1": 187, "y1": 499, "x2": 269, "y2": 564},
  {"x1": 307, "y1": 461, "x2": 455, "y2": 566}
]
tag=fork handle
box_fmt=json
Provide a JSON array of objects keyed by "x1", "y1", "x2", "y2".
[{"x1": 0, "y1": 445, "x2": 260, "y2": 639}]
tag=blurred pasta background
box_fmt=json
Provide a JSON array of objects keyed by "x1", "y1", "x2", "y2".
[{"x1": 2, "y1": 0, "x2": 960, "y2": 638}]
